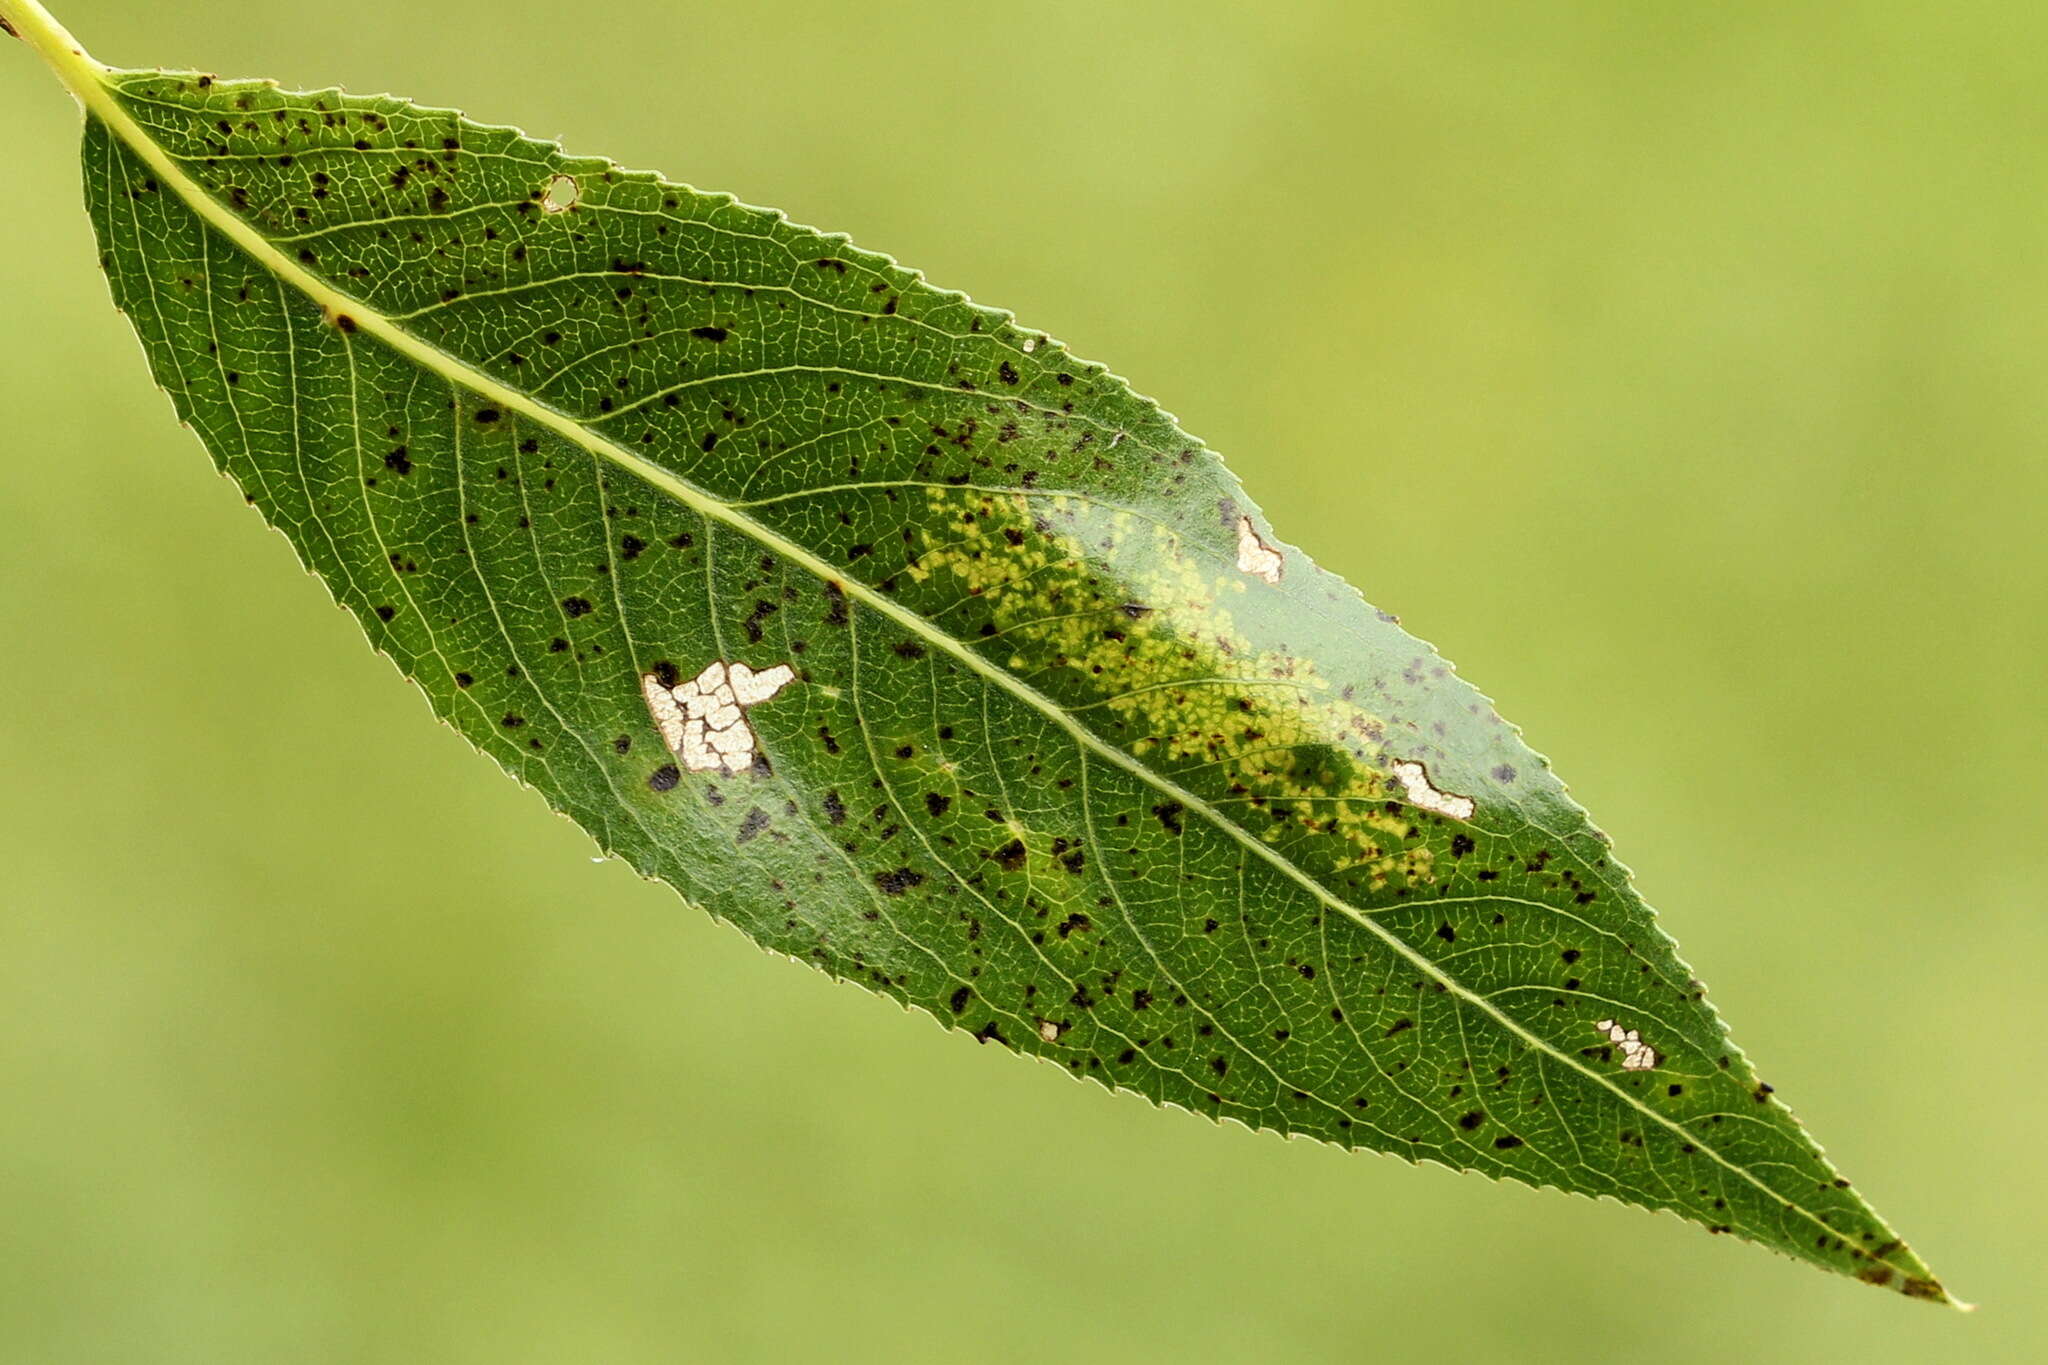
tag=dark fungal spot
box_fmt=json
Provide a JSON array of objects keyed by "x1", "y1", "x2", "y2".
[
  {"x1": 735, "y1": 807, "x2": 770, "y2": 844},
  {"x1": 647, "y1": 764, "x2": 680, "y2": 792},
  {"x1": 690, "y1": 325, "x2": 729, "y2": 342},
  {"x1": 742, "y1": 599, "x2": 778, "y2": 643},
  {"x1": 1561, "y1": 948, "x2": 1581, "y2": 964},
  {"x1": 892, "y1": 640, "x2": 926, "y2": 660},
  {"x1": 874, "y1": 867, "x2": 924, "y2": 896},
  {"x1": 373, "y1": 605, "x2": 395, "y2": 622},
  {"x1": 1493, "y1": 1135, "x2": 1524, "y2": 1150},
  {"x1": 1152, "y1": 802, "x2": 1184, "y2": 834},
  {"x1": 1435, "y1": 923, "x2": 1456, "y2": 942},
  {"x1": 562, "y1": 596, "x2": 593, "y2": 618},
  {"x1": 823, "y1": 790, "x2": 847, "y2": 825},
  {"x1": 500, "y1": 713, "x2": 525, "y2": 728},
  {"x1": 453, "y1": 672, "x2": 474, "y2": 688},
  {"x1": 949, "y1": 986, "x2": 972, "y2": 1015},
  {"x1": 1385, "y1": 1017, "x2": 1413, "y2": 1037},
  {"x1": 1458, "y1": 1110, "x2": 1485, "y2": 1131},
  {"x1": 620, "y1": 535, "x2": 645, "y2": 560},
  {"x1": 991, "y1": 839, "x2": 1027, "y2": 872},
  {"x1": 924, "y1": 792, "x2": 951, "y2": 818},
  {"x1": 383, "y1": 446, "x2": 412, "y2": 475}
]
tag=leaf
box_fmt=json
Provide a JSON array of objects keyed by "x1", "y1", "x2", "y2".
[{"x1": 2, "y1": 0, "x2": 1951, "y2": 1301}]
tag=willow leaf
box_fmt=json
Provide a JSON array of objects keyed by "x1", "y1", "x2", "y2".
[{"x1": 0, "y1": 0, "x2": 1951, "y2": 1301}]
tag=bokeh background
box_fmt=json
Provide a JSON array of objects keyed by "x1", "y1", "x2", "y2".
[{"x1": 2, "y1": 2, "x2": 2042, "y2": 1360}]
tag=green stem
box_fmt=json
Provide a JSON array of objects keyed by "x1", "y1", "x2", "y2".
[{"x1": 0, "y1": 0, "x2": 110, "y2": 102}]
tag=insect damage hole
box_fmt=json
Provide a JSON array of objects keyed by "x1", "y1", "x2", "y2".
[
  {"x1": 541, "y1": 174, "x2": 579, "y2": 213},
  {"x1": 641, "y1": 659, "x2": 795, "y2": 776},
  {"x1": 1595, "y1": 1018, "x2": 1659, "y2": 1072},
  {"x1": 1234, "y1": 516, "x2": 1284, "y2": 584},
  {"x1": 1390, "y1": 758, "x2": 1475, "y2": 821}
]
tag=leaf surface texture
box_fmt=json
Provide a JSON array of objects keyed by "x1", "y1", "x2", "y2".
[{"x1": 38, "y1": 44, "x2": 1945, "y2": 1298}]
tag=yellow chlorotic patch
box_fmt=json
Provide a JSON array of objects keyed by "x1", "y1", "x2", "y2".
[{"x1": 908, "y1": 489, "x2": 1444, "y2": 889}]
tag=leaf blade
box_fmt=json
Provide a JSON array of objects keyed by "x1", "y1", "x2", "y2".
[{"x1": 54, "y1": 50, "x2": 1946, "y2": 1300}]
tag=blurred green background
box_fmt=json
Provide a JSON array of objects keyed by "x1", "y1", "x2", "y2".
[{"x1": 2, "y1": 2, "x2": 2041, "y2": 1360}]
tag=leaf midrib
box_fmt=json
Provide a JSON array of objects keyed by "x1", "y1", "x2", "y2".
[{"x1": 30, "y1": 18, "x2": 1902, "y2": 1272}]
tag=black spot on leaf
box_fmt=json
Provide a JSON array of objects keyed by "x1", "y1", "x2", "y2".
[{"x1": 874, "y1": 867, "x2": 924, "y2": 896}]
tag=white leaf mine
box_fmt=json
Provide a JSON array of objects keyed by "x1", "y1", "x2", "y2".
[
  {"x1": 1234, "y1": 516, "x2": 1284, "y2": 584},
  {"x1": 1389, "y1": 758, "x2": 1475, "y2": 821},
  {"x1": 1595, "y1": 1018, "x2": 1659, "y2": 1072},
  {"x1": 642, "y1": 659, "x2": 796, "y2": 776}
]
